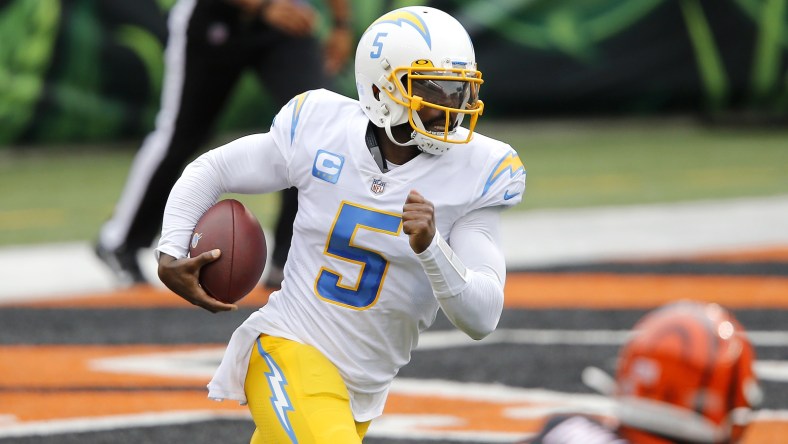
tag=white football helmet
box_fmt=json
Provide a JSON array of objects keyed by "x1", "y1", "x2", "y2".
[{"x1": 355, "y1": 7, "x2": 484, "y2": 155}]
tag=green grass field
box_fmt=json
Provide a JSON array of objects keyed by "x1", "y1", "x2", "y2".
[{"x1": 1, "y1": 118, "x2": 787, "y2": 246}]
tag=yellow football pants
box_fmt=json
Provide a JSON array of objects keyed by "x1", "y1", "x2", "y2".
[{"x1": 245, "y1": 335, "x2": 371, "y2": 443}]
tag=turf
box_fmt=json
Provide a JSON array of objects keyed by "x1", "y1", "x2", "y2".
[
  {"x1": 1, "y1": 119, "x2": 786, "y2": 246},
  {"x1": 484, "y1": 118, "x2": 788, "y2": 209}
]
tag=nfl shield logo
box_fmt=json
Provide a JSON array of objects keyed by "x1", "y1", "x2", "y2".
[{"x1": 370, "y1": 178, "x2": 386, "y2": 194}]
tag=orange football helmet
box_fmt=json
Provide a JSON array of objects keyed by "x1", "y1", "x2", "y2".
[{"x1": 612, "y1": 301, "x2": 761, "y2": 443}]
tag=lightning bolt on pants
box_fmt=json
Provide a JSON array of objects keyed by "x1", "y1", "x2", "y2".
[{"x1": 245, "y1": 335, "x2": 370, "y2": 443}]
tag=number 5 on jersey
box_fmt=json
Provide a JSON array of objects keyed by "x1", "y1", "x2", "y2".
[{"x1": 315, "y1": 202, "x2": 402, "y2": 310}]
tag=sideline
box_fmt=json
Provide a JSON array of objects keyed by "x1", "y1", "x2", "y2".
[{"x1": 1, "y1": 195, "x2": 787, "y2": 302}]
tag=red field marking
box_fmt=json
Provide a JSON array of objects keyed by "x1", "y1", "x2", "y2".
[
  {"x1": 740, "y1": 420, "x2": 788, "y2": 444},
  {"x1": 0, "y1": 344, "x2": 784, "y2": 442},
  {"x1": 4, "y1": 245, "x2": 785, "y2": 309},
  {"x1": 13, "y1": 286, "x2": 273, "y2": 308},
  {"x1": 2, "y1": 392, "x2": 245, "y2": 422},
  {"x1": 0, "y1": 345, "x2": 240, "y2": 422},
  {"x1": 503, "y1": 274, "x2": 788, "y2": 309},
  {"x1": 3, "y1": 246, "x2": 786, "y2": 439},
  {"x1": 1, "y1": 345, "x2": 214, "y2": 388},
  {"x1": 8, "y1": 272, "x2": 788, "y2": 309}
]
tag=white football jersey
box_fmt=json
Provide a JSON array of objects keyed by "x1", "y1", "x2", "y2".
[{"x1": 193, "y1": 89, "x2": 526, "y2": 421}]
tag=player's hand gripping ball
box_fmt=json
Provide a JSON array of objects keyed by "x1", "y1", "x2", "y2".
[{"x1": 189, "y1": 199, "x2": 267, "y2": 303}]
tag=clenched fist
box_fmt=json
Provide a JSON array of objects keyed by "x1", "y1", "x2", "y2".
[{"x1": 402, "y1": 190, "x2": 436, "y2": 254}]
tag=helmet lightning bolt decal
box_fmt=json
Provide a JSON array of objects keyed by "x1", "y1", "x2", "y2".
[
  {"x1": 256, "y1": 338, "x2": 298, "y2": 443},
  {"x1": 482, "y1": 150, "x2": 525, "y2": 196},
  {"x1": 368, "y1": 9, "x2": 431, "y2": 49}
]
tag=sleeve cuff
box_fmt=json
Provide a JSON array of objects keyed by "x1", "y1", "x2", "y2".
[{"x1": 415, "y1": 230, "x2": 468, "y2": 299}]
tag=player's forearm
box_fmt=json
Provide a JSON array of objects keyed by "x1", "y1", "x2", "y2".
[
  {"x1": 157, "y1": 154, "x2": 226, "y2": 259},
  {"x1": 416, "y1": 231, "x2": 504, "y2": 340},
  {"x1": 158, "y1": 133, "x2": 289, "y2": 259},
  {"x1": 157, "y1": 136, "x2": 263, "y2": 259},
  {"x1": 437, "y1": 270, "x2": 504, "y2": 340},
  {"x1": 416, "y1": 208, "x2": 507, "y2": 339}
]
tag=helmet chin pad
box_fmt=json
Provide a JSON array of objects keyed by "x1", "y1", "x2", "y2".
[
  {"x1": 412, "y1": 131, "x2": 452, "y2": 155},
  {"x1": 409, "y1": 111, "x2": 457, "y2": 155},
  {"x1": 376, "y1": 114, "x2": 458, "y2": 156}
]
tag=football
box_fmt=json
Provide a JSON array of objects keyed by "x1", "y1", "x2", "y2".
[{"x1": 189, "y1": 199, "x2": 267, "y2": 304}]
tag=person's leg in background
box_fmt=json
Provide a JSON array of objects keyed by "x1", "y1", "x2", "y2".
[
  {"x1": 97, "y1": 0, "x2": 245, "y2": 285},
  {"x1": 253, "y1": 30, "x2": 329, "y2": 288},
  {"x1": 266, "y1": 186, "x2": 297, "y2": 287}
]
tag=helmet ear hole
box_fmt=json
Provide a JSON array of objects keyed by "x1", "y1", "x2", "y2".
[{"x1": 372, "y1": 85, "x2": 381, "y2": 101}]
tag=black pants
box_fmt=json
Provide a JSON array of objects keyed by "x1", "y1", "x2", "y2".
[{"x1": 102, "y1": 0, "x2": 328, "y2": 268}]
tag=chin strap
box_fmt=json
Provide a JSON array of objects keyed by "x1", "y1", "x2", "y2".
[
  {"x1": 383, "y1": 120, "x2": 418, "y2": 149},
  {"x1": 365, "y1": 124, "x2": 389, "y2": 173}
]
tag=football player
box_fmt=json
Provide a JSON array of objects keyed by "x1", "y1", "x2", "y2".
[
  {"x1": 521, "y1": 300, "x2": 762, "y2": 444},
  {"x1": 157, "y1": 6, "x2": 526, "y2": 443}
]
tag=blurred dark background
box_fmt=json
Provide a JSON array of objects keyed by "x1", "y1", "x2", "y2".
[{"x1": 3, "y1": 0, "x2": 786, "y2": 147}]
